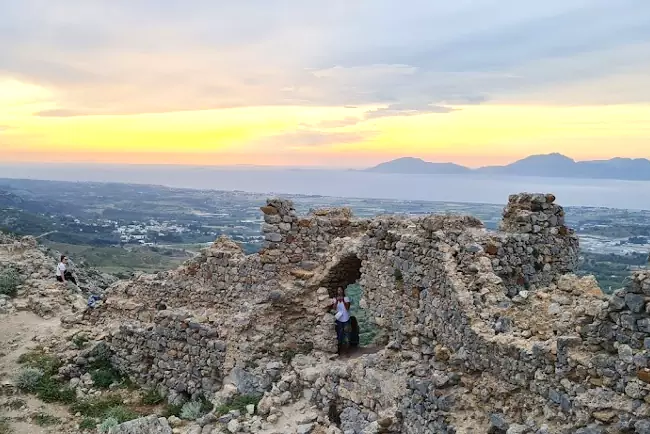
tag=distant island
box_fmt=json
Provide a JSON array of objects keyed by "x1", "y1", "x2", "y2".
[{"x1": 365, "y1": 153, "x2": 650, "y2": 181}]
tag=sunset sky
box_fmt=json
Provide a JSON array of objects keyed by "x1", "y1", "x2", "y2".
[{"x1": 1, "y1": 1, "x2": 649, "y2": 168}]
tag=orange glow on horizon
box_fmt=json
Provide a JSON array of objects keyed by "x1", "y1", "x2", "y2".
[{"x1": 1, "y1": 77, "x2": 649, "y2": 167}]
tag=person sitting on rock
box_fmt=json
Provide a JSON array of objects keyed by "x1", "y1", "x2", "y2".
[
  {"x1": 56, "y1": 255, "x2": 78, "y2": 286},
  {"x1": 330, "y1": 287, "x2": 351, "y2": 354}
]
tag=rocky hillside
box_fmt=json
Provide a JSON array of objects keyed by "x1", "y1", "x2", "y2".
[
  {"x1": 3, "y1": 193, "x2": 650, "y2": 434},
  {"x1": 0, "y1": 232, "x2": 120, "y2": 433}
]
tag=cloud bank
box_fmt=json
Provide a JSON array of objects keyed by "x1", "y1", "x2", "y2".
[{"x1": 0, "y1": 0, "x2": 648, "y2": 120}]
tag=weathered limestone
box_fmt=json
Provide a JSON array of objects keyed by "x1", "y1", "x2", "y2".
[
  {"x1": 0, "y1": 233, "x2": 113, "y2": 317},
  {"x1": 89, "y1": 193, "x2": 650, "y2": 433},
  {"x1": 108, "y1": 415, "x2": 172, "y2": 433}
]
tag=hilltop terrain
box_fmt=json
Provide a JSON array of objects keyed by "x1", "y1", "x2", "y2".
[{"x1": 1, "y1": 192, "x2": 650, "y2": 433}]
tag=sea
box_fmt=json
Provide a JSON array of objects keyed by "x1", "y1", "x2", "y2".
[{"x1": 1, "y1": 163, "x2": 649, "y2": 210}]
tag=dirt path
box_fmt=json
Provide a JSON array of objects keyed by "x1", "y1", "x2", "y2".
[
  {"x1": 0, "y1": 311, "x2": 60, "y2": 375},
  {"x1": 0, "y1": 311, "x2": 75, "y2": 434}
]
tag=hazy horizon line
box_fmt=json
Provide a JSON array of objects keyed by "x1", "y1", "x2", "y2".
[
  {"x1": 1, "y1": 151, "x2": 649, "y2": 171},
  {"x1": 0, "y1": 174, "x2": 643, "y2": 212}
]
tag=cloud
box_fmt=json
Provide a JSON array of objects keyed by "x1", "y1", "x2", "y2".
[
  {"x1": 364, "y1": 103, "x2": 456, "y2": 120},
  {"x1": 0, "y1": 0, "x2": 649, "y2": 116},
  {"x1": 303, "y1": 102, "x2": 458, "y2": 129},
  {"x1": 35, "y1": 109, "x2": 89, "y2": 117},
  {"x1": 302, "y1": 117, "x2": 363, "y2": 129},
  {"x1": 252, "y1": 130, "x2": 376, "y2": 149}
]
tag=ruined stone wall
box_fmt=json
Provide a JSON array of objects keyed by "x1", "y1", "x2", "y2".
[
  {"x1": 110, "y1": 310, "x2": 226, "y2": 400},
  {"x1": 354, "y1": 194, "x2": 650, "y2": 432},
  {"x1": 593, "y1": 270, "x2": 650, "y2": 352},
  {"x1": 97, "y1": 200, "x2": 370, "y2": 398},
  {"x1": 97, "y1": 199, "x2": 368, "y2": 317},
  {"x1": 575, "y1": 270, "x2": 650, "y2": 404},
  {"x1": 259, "y1": 199, "x2": 368, "y2": 270},
  {"x1": 92, "y1": 192, "x2": 650, "y2": 433},
  {"x1": 492, "y1": 193, "x2": 579, "y2": 294},
  {"x1": 358, "y1": 193, "x2": 579, "y2": 349}
]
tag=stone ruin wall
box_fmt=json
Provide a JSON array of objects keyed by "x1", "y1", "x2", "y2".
[
  {"x1": 91, "y1": 193, "x2": 650, "y2": 433},
  {"x1": 98, "y1": 198, "x2": 369, "y2": 314},
  {"x1": 94, "y1": 199, "x2": 369, "y2": 403},
  {"x1": 109, "y1": 310, "x2": 226, "y2": 398},
  {"x1": 342, "y1": 194, "x2": 588, "y2": 432}
]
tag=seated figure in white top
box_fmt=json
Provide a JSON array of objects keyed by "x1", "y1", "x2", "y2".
[{"x1": 55, "y1": 255, "x2": 78, "y2": 285}]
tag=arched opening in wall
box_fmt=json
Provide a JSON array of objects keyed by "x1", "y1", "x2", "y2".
[{"x1": 318, "y1": 253, "x2": 378, "y2": 349}]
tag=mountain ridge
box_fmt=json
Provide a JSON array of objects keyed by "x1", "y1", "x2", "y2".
[{"x1": 365, "y1": 153, "x2": 650, "y2": 180}]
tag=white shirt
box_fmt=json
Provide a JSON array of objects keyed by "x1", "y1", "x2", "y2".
[
  {"x1": 56, "y1": 262, "x2": 66, "y2": 277},
  {"x1": 332, "y1": 296, "x2": 350, "y2": 322}
]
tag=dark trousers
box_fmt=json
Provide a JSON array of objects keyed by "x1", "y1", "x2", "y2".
[
  {"x1": 56, "y1": 271, "x2": 77, "y2": 285},
  {"x1": 335, "y1": 319, "x2": 351, "y2": 347}
]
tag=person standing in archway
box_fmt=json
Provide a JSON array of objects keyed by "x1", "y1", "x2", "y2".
[{"x1": 331, "y1": 287, "x2": 351, "y2": 354}]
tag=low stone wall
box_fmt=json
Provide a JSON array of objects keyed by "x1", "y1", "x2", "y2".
[{"x1": 110, "y1": 310, "x2": 226, "y2": 399}]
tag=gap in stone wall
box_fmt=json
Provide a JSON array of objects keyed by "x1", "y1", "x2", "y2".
[
  {"x1": 320, "y1": 254, "x2": 363, "y2": 298},
  {"x1": 316, "y1": 253, "x2": 381, "y2": 348},
  {"x1": 346, "y1": 282, "x2": 377, "y2": 347}
]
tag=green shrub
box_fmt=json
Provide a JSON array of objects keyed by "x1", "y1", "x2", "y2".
[
  {"x1": 71, "y1": 333, "x2": 89, "y2": 349},
  {"x1": 199, "y1": 398, "x2": 213, "y2": 415},
  {"x1": 215, "y1": 394, "x2": 261, "y2": 416},
  {"x1": 15, "y1": 368, "x2": 43, "y2": 392},
  {"x1": 393, "y1": 268, "x2": 403, "y2": 282},
  {"x1": 179, "y1": 401, "x2": 203, "y2": 420},
  {"x1": 79, "y1": 418, "x2": 97, "y2": 430},
  {"x1": 35, "y1": 377, "x2": 76, "y2": 404},
  {"x1": 162, "y1": 403, "x2": 183, "y2": 418},
  {"x1": 141, "y1": 389, "x2": 164, "y2": 406},
  {"x1": 0, "y1": 268, "x2": 22, "y2": 297},
  {"x1": 16, "y1": 349, "x2": 76, "y2": 405},
  {"x1": 17, "y1": 350, "x2": 61, "y2": 376},
  {"x1": 86, "y1": 348, "x2": 125, "y2": 389},
  {"x1": 98, "y1": 416, "x2": 118, "y2": 433},
  {"x1": 32, "y1": 413, "x2": 61, "y2": 427},
  {"x1": 91, "y1": 368, "x2": 120, "y2": 389},
  {"x1": 103, "y1": 406, "x2": 138, "y2": 424},
  {"x1": 281, "y1": 349, "x2": 297, "y2": 364},
  {"x1": 70, "y1": 395, "x2": 123, "y2": 419}
]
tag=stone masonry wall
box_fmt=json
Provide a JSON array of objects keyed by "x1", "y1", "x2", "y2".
[
  {"x1": 110, "y1": 310, "x2": 226, "y2": 400},
  {"x1": 493, "y1": 193, "x2": 579, "y2": 294},
  {"x1": 259, "y1": 199, "x2": 369, "y2": 271},
  {"x1": 92, "y1": 192, "x2": 650, "y2": 433},
  {"x1": 354, "y1": 194, "x2": 650, "y2": 432},
  {"x1": 95, "y1": 199, "x2": 368, "y2": 317}
]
